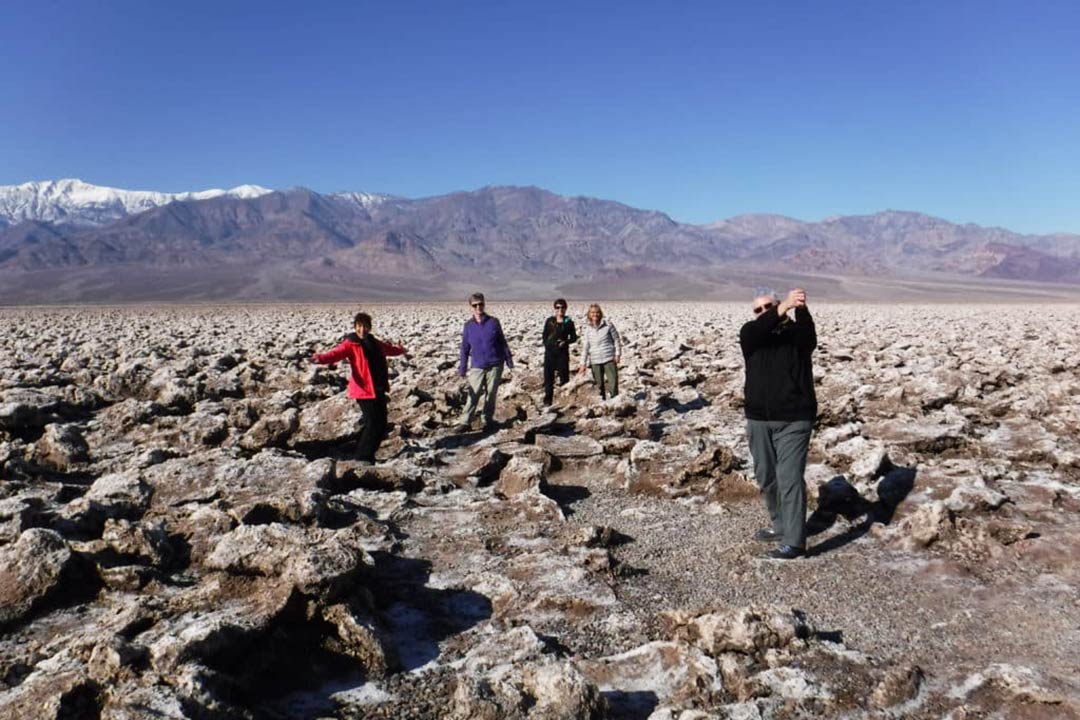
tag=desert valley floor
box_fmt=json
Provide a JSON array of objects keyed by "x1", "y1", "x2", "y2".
[{"x1": 1, "y1": 302, "x2": 1079, "y2": 719}]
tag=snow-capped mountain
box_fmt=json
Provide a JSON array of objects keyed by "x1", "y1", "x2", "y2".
[
  {"x1": 0, "y1": 178, "x2": 273, "y2": 227},
  {"x1": 328, "y1": 190, "x2": 395, "y2": 210},
  {"x1": 2, "y1": 181, "x2": 1079, "y2": 305}
]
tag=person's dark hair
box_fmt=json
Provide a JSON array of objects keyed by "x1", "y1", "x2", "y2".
[
  {"x1": 553, "y1": 298, "x2": 567, "y2": 308},
  {"x1": 353, "y1": 312, "x2": 372, "y2": 330},
  {"x1": 468, "y1": 292, "x2": 485, "y2": 305}
]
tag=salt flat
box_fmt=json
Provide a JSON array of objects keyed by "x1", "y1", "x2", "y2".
[{"x1": 1, "y1": 302, "x2": 1078, "y2": 719}]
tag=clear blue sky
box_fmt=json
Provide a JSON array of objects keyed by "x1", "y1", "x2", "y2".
[{"x1": 2, "y1": 0, "x2": 1078, "y2": 233}]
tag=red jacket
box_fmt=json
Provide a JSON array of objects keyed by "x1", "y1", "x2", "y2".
[{"x1": 313, "y1": 334, "x2": 406, "y2": 400}]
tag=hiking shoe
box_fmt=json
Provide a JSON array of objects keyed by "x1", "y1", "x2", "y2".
[
  {"x1": 356, "y1": 459, "x2": 375, "y2": 467},
  {"x1": 753, "y1": 528, "x2": 783, "y2": 543},
  {"x1": 766, "y1": 544, "x2": 805, "y2": 560},
  {"x1": 452, "y1": 423, "x2": 471, "y2": 433},
  {"x1": 482, "y1": 421, "x2": 499, "y2": 434}
]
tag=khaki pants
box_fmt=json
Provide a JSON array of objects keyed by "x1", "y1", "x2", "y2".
[
  {"x1": 591, "y1": 361, "x2": 618, "y2": 399},
  {"x1": 461, "y1": 365, "x2": 503, "y2": 425}
]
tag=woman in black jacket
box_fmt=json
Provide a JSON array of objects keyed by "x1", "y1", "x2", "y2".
[{"x1": 541, "y1": 298, "x2": 577, "y2": 405}]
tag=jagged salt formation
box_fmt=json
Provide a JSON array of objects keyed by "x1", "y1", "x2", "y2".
[{"x1": 1, "y1": 302, "x2": 1078, "y2": 719}]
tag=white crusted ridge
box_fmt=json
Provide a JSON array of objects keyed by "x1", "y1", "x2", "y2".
[
  {"x1": 328, "y1": 191, "x2": 394, "y2": 210},
  {"x1": 0, "y1": 178, "x2": 275, "y2": 227}
]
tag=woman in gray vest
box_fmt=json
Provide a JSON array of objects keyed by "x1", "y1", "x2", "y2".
[{"x1": 579, "y1": 303, "x2": 622, "y2": 399}]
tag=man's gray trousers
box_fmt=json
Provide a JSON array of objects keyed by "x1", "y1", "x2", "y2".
[{"x1": 746, "y1": 419, "x2": 813, "y2": 549}]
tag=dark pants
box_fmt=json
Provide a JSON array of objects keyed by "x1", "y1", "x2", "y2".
[
  {"x1": 543, "y1": 350, "x2": 570, "y2": 404},
  {"x1": 746, "y1": 419, "x2": 813, "y2": 549},
  {"x1": 356, "y1": 395, "x2": 389, "y2": 461},
  {"x1": 591, "y1": 361, "x2": 618, "y2": 399}
]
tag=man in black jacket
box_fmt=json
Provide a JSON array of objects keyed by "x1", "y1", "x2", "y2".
[{"x1": 739, "y1": 287, "x2": 817, "y2": 559}]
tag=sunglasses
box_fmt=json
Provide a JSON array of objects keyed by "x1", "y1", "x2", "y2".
[
  {"x1": 471, "y1": 303, "x2": 484, "y2": 308},
  {"x1": 554, "y1": 305, "x2": 566, "y2": 310},
  {"x1": 753, "y1": 302, "x2": 774, "y2": 315}
]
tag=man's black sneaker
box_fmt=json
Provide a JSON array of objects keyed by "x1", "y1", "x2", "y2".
[
  {"x1": 482, "y1": 421, "x2": 499, "y2": 434},
  {"x1": 767, "y1": 544, "x2": 805, "y2": 560},
  {"x1": 753, "y1": 528, "x2": 783, "y2": 543}
]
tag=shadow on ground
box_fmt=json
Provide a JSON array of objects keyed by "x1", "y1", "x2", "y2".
[
  {"x1": 545, "y1": 483, "x2": 591, "y2": 517},
  {"x1": 604, "y1": 689, "x2": 659, "y2": 720},
  {"x1": 807, "y1": 464, "x2": 917, "y2": 557},
  {"x1": 369, "y1": 553, "x2": 493, "y2": 671},
  {"x1": 257, "y1": 554, "x2": 492, "y2": 716}
]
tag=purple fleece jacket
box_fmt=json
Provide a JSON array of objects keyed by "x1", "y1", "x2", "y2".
[{"x1": 459, "y1": 314, "x2": 514, "y2": 375}]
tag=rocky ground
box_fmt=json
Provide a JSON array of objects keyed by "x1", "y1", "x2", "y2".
[{"x1": 1, "y1": 301, "x2": 1079, "y2": 720}]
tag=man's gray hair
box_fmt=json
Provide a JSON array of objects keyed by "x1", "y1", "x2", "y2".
[{"x1": 752, "y1": 286, "x2": 779, "y2": 302}]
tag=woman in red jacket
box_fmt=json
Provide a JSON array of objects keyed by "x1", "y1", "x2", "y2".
[{"x1": 310, "y1": 312, "x2": 407, "y2": 464}]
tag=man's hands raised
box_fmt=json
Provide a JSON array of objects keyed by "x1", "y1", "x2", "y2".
[{"x1": 777, "y1": 288, "x2": 807, "y2": 316}]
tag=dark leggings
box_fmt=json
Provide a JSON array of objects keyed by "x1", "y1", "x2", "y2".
[
  {"x1": 543, "y1": 350, "x2": 570, "y2": 403},
  {"x1": 356, "y1": 395, "x2": 388, "y2": 461}
]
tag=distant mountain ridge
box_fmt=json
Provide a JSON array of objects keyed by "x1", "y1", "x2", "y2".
[
  {"x1": 1, "y1": 181, "x2": 1079, "y2": 302},
  {"x1": 0, "y1": 179, "x2": 274, "y2": 228}
]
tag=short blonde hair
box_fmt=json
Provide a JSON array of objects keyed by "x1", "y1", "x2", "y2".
[{"x1": 587, "y1": 303, "x2": 603, "y2": 320}]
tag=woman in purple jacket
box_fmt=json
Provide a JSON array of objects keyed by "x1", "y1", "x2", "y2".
[{"x1": 454, "y1": 292, "x2": 514, "y2": 433}]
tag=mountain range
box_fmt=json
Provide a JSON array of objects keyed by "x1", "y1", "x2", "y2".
[
  {"x1": 0, "y1": 179, "x2": 274, "y2": 228},
  {"x1": 2, "y1": 179, "x2": 1079, "y2": 303}
]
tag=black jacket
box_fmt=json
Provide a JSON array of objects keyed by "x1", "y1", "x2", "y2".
[
  {"x1": 739, "y1": 306, "x2": 817, "y2": 421},
  {"x1": 542, "y1": 316, "x2": 578, "y2": 355}
]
